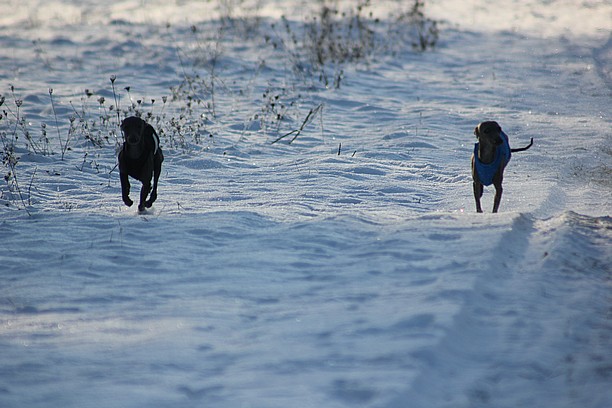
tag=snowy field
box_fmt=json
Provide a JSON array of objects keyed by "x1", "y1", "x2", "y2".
[{"x1": 1, "y1": 1, "x2": 611, "y2": 407}]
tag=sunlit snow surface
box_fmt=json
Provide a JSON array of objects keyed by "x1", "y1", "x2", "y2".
[{"x1": 1, "y1": 1, "x2": 611, "y2": 407}]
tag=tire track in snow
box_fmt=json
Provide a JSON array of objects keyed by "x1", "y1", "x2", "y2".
[{"x1": 385, "y1": 211, "x2": 612, "y2": 408}]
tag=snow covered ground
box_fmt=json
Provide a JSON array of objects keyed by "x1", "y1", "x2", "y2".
[{"x1": 1, "y1": 1, "x2": 611, "y2": 407}]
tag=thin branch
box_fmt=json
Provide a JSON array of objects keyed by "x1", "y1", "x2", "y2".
[{"x1": 271, "y1": 103, "x2": 323, "y2": 144}]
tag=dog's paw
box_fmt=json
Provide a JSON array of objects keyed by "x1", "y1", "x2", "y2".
[
  {"x1": 146, "y1": 193, "x2": 157, "y2": 208},
  {"x1": 123, "y1": 197, "x2": 134, "y2": 207}
]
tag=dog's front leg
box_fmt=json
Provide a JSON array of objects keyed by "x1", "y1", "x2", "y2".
[
  {"x1": 120, "y1": 171, "x2": 133, "y2": 207},
  {"x1": 138, "y1": 181, "x2": 151, "y2": 212},
  {"x1": 473, "y1": 181, "x2": 483, "y2": 213},
  {"x1": 492, "y1": 183, "x2": 503, "y2": 213},
  {"x1": 492, "y1": 167, "x2": 505, "y2": 213},
  {"x1": 146, "y1": 175, "x2": 158, "y2": 208},
  {"x1": 146, "y1": 151, "x2": 163, "y2": 208}
]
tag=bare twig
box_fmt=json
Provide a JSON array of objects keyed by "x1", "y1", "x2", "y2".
[
  {"x1": 48, "y1": 88, "x2": 65, "y2": 159},
  {"x1": 271, "y1": 103, "x2": 323, "y2": 144},
  {"x1": 1, "y1": 95, "x2": 31, "y2": 215},
  {"x1": 110, "y1": 75, "x2": 120, "y2": 125},
  {"x1": 27, "y1": 166, "x2": 37, "y2": 205}
]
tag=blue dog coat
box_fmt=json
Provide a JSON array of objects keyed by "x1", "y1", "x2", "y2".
[{"x1": 473, "y1": 131, "x2": 511, "y2": 186}]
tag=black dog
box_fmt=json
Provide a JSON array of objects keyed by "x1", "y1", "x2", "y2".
[
  {"x1": 118, "y1": 116, "x2": 164, "y2": 212},
  {"x1": 471, "y1": 121, "x2": 533, "y2": 213}
]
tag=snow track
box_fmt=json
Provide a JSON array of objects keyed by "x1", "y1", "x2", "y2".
[{"x1": 387, "y1": 211, "x2": 612, "y2": 408}]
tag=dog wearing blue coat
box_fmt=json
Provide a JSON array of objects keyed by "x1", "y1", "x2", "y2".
[{"x1": 471, "y1": 121, "x2": 533, "y2": 213}]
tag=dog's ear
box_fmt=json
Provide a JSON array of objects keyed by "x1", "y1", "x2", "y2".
[{"x1": 142, "y1": 123, "x2": 153, "y2": 137}]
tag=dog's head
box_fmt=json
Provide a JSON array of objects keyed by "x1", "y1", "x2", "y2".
[
  {"x1": 474, "y1": 121, "x2": 503, "y2": 146},
  {"x1": 120, "y1": 116, "x2": 146, "y2": 146}
]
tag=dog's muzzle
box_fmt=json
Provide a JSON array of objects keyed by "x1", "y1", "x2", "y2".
[{"x1": 126, "y1": 134, "x2": 140, "y2": 145}]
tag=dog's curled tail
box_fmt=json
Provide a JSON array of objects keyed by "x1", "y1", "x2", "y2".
[{"x1": 511, "y1": 138, "x2": 534, "y2": 153}]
